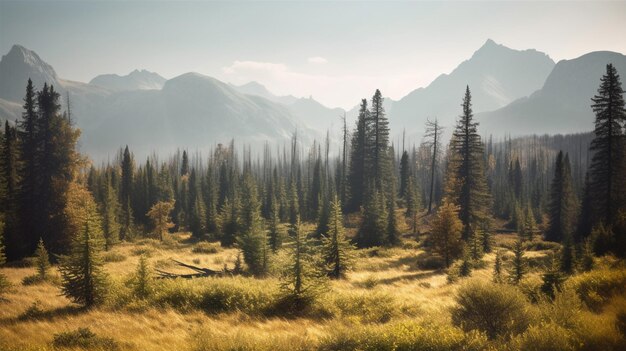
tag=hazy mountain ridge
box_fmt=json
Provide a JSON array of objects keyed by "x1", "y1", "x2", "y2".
[
  {"x1": 478, "y1": 51, "x2": 626, "y2": 135},
  {"x1": 90, "y1": 69, "x2": 166, "y2": 91},
  {"x1": 389, "y1": 39, "x2": 555, "y2": 135}
]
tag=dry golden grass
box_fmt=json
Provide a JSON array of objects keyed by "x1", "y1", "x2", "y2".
[{"x1": 1, "y1": 228, "x2": 624, "y2": 351}]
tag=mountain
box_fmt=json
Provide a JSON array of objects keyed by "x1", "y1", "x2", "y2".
[
  {"x1": 0, "y1": 45, "x2": 316, "y2": 159},
  {"x1": 0, "y1": 44, "x2": 63, "y2": 101},
  {"x1": 478, "y1": 51, "x2": 626, "y2": 135},
  {"x1": 389, "y1": 39, "x2": 555, "y2": 135},
  {"x1": 90, "y1": 69, "x2": 166, "y2": 91},
  {"x1": 232, "y1": 81, "x2": 298, "y2": 105}
]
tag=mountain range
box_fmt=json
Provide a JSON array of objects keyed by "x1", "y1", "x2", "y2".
[{"x1": 1, "y1": 41, "x2": 624, "y2": 159}]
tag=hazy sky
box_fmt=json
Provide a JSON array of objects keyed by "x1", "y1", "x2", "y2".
[{"x1": 1, "y1": 1, "x2": 625, "y2": 109}]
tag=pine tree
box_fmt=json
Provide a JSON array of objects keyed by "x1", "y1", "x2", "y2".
[
  {"x1": 280, "y1": 216, "x2": 325, "y2": 310},
  {"x1": 355, "y1": 187, "x2": 386, "y2": 248},
  {"x1": 404, "y1": 175, "x2": 420, "y2": 234},
  {"x1": 101, "y1": 172, "x2": 120, "y2": 250},
  {"x1": 238, "y1": 173, "x2": 269, "y2": 277},
  {"x1": 347, "y1": 99, "x2": 369, "y2": 212},
  {"x1": 446, "y1": 86, "x2": 491, "y2": 240},
  {"x1": 268, "y1": 197, "x2": 282, "y2": 251},
  {"x1": 120, "y1": 146, "x2": 134, "y2": 240},
  {"x1": 368, "y1": 89, "x2": 391, "y2": 191},
  {"x1": 430, "y1": 200, "x2": 464, "y2": 268},
  {"x1": 479, "y1": 221, "x2": 493, "y2": 253},
  {"x1": 399, "y1": 150, "x2": 410, "y2": 198},
  {"x1": 386, "y1": 186, "x2": 400, "y2": 246},
  {"x1": 508, "y1": 239, "x2": 526, "y2": 284},
  {"x1": 576, "y1": 173, "x2": 593, "y2": 242},
  {"x1": 579, "y1": 237, "x2": 595, "y2": 272},
  {"x1": 15, "y1": 79, "x2": 39, "y2": 259},
  {"x1": 147, "y1": 201, "x2": 175, "y2": 241},
  {"x1": 546, "y1": 152, "x2": 578, "y2": 242},
  {"x1": 425, "y1": 118, "x2": 443, "y2": 214},
  {"x1": 459, "y1": 250, "x2": 473, "y2": 277},
  {"x1": 0, "y1": 121, "x2": 18, "y2": 259},
  {"x1": 219, "y1": 196, "x2": 240, "y2": 246},
  {"x1": 59, "y1": 212, "x2": 108, "y2": 307},
  {"x1": 288, "y1": 181, "x2": 300, "y2": 227},
  {"x1": 523, "y1": 203, "x2": 537, "y2": 241},
  {"x1": 589, "y1": 64, "x2": 626, "y2": 230},
  {"x1": 321, "y1": 197, "x2": 355, "y2": 279},
  {"x1": 35, "y1": 238, "x2": 50, "y2": 280},
  {"x1": 493, "y1": 250, "x2": 503, "y2": 283},
  {"x1": 541, "y1": 254, "x2": 566, "y2": 299},
  {"x1": 468, "y1": 230, "x2": 483, "y2": 260},
  {"x1": 133, "y1": 255, "x2": 152, "y2": 299}
]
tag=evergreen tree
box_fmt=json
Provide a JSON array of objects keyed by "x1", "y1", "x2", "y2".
[
  {"x1": 0, "y1": 221, "x2": 5, "y2": 266},
  {"x1": 238, "y1": 173, "x2": 269, "y2": 276},
  {"x1": 523, "y1": 203, "x2": 537, "y2": 241},
  {"x1": 399, "y1": 150, "x2": 410, "y2": 198},
  {"x1": 120, "y1": 146, "x2": 134, "y2": 240},
  {"x1": 386, "y1": 185, "x2": 400, "y2": 246},
  {"x1": 219, "y1": 196, "x2": 240, "y2": 246},
  {"x1": 425, "y1": 118, "x2": 443, "y2": 214},
  {"x1": 579, "y1": 238, "x2": 595, "y2": 272},
  {"x1": 0, "y1": 121, "x2": 18, "y2": 259},
  {"x1": 133, "y1": 255, "x2": 152, "y2": 299},
  {"x1": 468, "y1": 230, "x2": 483, "y2": 260},
  {"x1": 288, "y1": 181, "x2": 300, "y2": 227},
  {"x1": 280, "y1": 216, "x2": 324, "y2": 310},
  {"x1": 459, "y1": 250, "x2": 473, "y2": 277},
  {"x1": 541, "y1": 255, "x2": 566, "y2": 299},
  {"x1": 100, "y1": 172, "x2": 120, "y2": 250},
  {"x1": 479, "y1": 221, "x2": 493, "y2": 253},
  {"x1": 404, "y1": 175, "x2": 420, "y2": 234},
  {"x1": 59, "y1": 211, "x2": 108, "y2": 307},
  {"x1": 355, "y1": 187, "x2": 386, "y2": 248},
  {"x1": 446, "y1": 86, "x2": 491, "y2": 240},
  {"x1": 576, "y1": 173, "x2": 593, "y2": 242},
  {"x1": 180, "y1": 150, "x2": 189, "y2": 176},
  {"x1": 147, "y1": 201, "x2": 175, "y2": 241},
  {"x1": 35, "y1": 238, "x2": 50, "y2": 280},
  {"x1": 493, "y1": 250, "x2": 503, "y2": 283},
  {"x1": 268, "y1": 197, "x2": 282, "y2": 251},
  {"x1": 347, "y1": 99, "x2": 369, "y2": 211},
  {"x1": 508, "y1": 239, "x2": 526, "y2": 284},
  {"x1": 321, "y1": 197, "x2": 355, "y2": 279},
  {"x1": 15, "y1": 79, "x2": 39, "y2": 259},
  {"x1": 430, "y1": 200, "x2": 464, "y2": 267},
  {"x1": 589, "y1": 64, "x2": 626, "y2": 231},
  {"x1": 546, "y1": 152, "x2": 578, "y2": 242}
]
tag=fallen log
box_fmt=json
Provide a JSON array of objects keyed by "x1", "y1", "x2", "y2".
[{"x1": 155, "y1": 259, "x2": 236, "y2": 279}]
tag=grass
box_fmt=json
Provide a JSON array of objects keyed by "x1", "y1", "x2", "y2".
[{"x1": 0, "y1": 230, "x2": 624, "y2": 350}]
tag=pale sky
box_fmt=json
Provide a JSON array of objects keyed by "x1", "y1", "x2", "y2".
[{"x1": 1, "y1": 1, "x2": 625, "y2": 109}]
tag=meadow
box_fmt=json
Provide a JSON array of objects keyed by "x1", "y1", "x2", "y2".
[{"x1": 1, "y1": 216, "x2": 625, "y2": 351}]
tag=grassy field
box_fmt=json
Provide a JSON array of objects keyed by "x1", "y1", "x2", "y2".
[{"x1": 1, "y1": 218, "x2": 625, "y2": 351}]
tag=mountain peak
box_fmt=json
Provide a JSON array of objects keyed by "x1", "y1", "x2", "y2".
[{"x1": 0, "y1": 44, "x2": 60, "y2": 101}]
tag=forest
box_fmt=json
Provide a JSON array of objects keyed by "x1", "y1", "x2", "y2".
[{"x1": 0, "y1": 64, "x2": 625, "y2": 351}]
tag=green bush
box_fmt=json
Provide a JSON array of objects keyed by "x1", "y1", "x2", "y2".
[
  {"x1": 569, "y1": 268, "x2": 626, "y2": 311},
  {"x1": 523, "y1": 241, "x2": 561, "y2": 252},
  {"x1": 318, "y1": 321, "x2": 487, "y2": 351},
  {"x1": 451, "y1": 279, "x2": 532, "y2": 339},
  {"x1": 52, "y1": 328, "x2": 119, "y2": 350},
  {"x1": 192, "y1": 241, "x2": 221, "y2": 254},
  {"x1": 0, "y1": 273, "x2": 12, "y2": 295},
  {"x1": 18, "y1": 300, "x2": 45, "y2": 320}
]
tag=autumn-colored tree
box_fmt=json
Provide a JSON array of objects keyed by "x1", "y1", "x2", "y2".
[
  {"x1": 147, "y1": 201, "x2": 175, "y2": 241},
  {"x1": 430, "y1": 200, "x2": 464, "y2": 267}
]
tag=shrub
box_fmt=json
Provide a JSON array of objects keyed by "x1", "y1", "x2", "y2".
[
  {"x1": 318, "y1": 321, "x2": 487, "y2": 351},
  {"x1": 569, "y1": 268, "x2": 626, "y2": 311},
  {"x1": 52, "y1": 328, "x2": 119, "y2": 350},
  {"x1": 21, "y1": 274, "x2": 45, "y2": 286},
  {"x1": 513, "y1": 322, "x2": 575, "y2": 351},
  {"x1": 330, "y1": 291, "x2": 400, "y2": 323},
  {"x1": 18, "y1": 300, "x2": 45, "y2": 320},
  {"x1": 451, "y1": 279, "x2": 532, "y2": 339},
  {"x1": 192, "y1": 241, "x2": 221, "y2": 254},
  {"x1": 416, "y1": 253, "x2": 446, "y2": 270},
  {"x1": 103, "y1": 252, "x2": 127, "y2": 263},
  {"x1": 0, "y1": 273, "x2": 12, "y2": 295},
  {"x1": 523, "y1": 241, "x2": 561, "y2": 252},
  {"x1": 130, "y1": 247, "x2": 154, "y2": 257}
]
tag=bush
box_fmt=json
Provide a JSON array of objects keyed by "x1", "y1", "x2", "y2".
[
  {"x1": 152, "y1": 277, "x2": 277, "y2": 315},
  {"x1": 318, "y1": 321, "x2": 487, "y2": 351},
  {"x1": 130, "y1": 247, "x2": 154, "y2": 257},
  {"x1": 18, "y1": 300, "x2": 45, "y2": 320},
  {"x1": 513, "y1": 322, "x2": 575, "y2": 351},
  {"x1": 451, "y1": 279, "x2": 532, "y2": 339},
  {"x1": 0, "y1": 273, "x2": 12, "y2": 295},
  {"x1": 53, "y1": 328, "x2": 119, "y2": 350},
  {"x1": 569, "y1": 268, "x2": 626, "y2": 311},
  {"x1": 192, "y1": 241, "x2": 221, "y2": 254},
  {"x1": 103, "y1": 252, "x2": 127, "y2": 263},
  {"x1": 330, "y1": 291, "x2": 401, "y2": 323},
  {"x1": 21, "y1": 274, "x2": 44, "y2": 286},
  {"x1": 416, "y1": 253, "x2": 446, "y2": 270}
]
